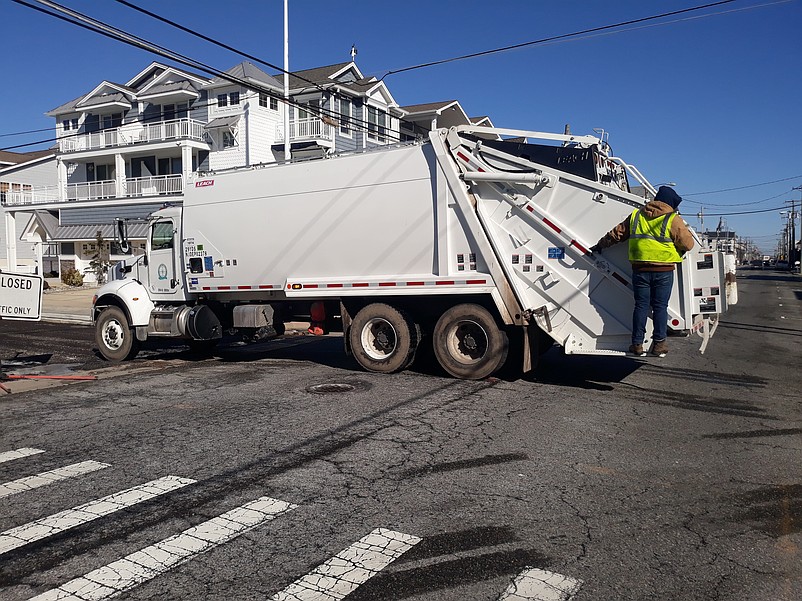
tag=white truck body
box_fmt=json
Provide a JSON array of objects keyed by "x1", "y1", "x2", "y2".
[{"x1": 93, "y1": 126, "x2": 732, "y2": 378}]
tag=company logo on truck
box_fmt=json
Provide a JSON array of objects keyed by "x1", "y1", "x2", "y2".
[{"x1": 195, "y1": 180, "x2": 215, "y2": 188}]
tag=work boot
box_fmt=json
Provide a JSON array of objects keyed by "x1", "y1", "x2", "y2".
[
  {"x1": 651, "y1": 339, "x2": 669, "y2": 357},
  {"x1": 629, "y1": 344, "x2": 646, "y2": 357}
]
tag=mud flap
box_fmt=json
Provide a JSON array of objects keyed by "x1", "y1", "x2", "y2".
[{"x1": 692, "y1": 314, "x2": 720, "y2": 354}]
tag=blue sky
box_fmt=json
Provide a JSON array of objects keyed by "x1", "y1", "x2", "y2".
[{"x1": 2, "y1": 0, "x2": 800, "y2": 253}]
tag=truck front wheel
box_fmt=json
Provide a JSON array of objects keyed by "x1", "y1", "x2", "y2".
[
  {"x1": 433, "y1": 304, "x2": 508, "y2": 379},
  {"x1": 349, "y1": 303, "x2": 419, "y2": 374},
  {"x1": 95, "y1": 306, "x2": 140, "y2": 362}
]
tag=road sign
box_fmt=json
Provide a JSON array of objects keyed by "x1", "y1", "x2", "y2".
[{"x1": 0, "y1": 271, "x2": 43, "y2": 321}]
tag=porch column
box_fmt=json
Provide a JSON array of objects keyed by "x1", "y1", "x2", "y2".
[
  {"x1": 4, "y1": 211, "x2": 17, "y2": 271},
  {"x1": 57, "y1": 158, "x2": 67, "y2": 202},
  {"x1": 182, "y1": 144, "x2": 192, "y2": 188},
  {"x1": 34, "y1": 241, "x2": 43, "y2": 275},
  {"x1": 115, "y1": 153, "x2": 126, "y2": 198}
]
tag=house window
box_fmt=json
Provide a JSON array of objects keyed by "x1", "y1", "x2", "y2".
[
  {"x1": 230, "y1": 91, "x2": 240, "y2": 105},
  {"x1": 297, "y1": 100, "x2": 319, "y2": 121},
  {"x1": 217, "y1": 94, "x2": 228, "y2": 108},
  {"x1": 259, "y1": 93, "x2": 268, "y2": 108},
  {"x1": 102, "y1": 113, "x2": 122, "y2": 130},
  {"x1": 270, "y1": 97, "x2": 278, "y2": 111},
  {"x1": 62, "y1": 118, "x2": 79, "y2": 131},
  {"x1": 367, "y1": 106, "x2": 387, "y2": 143},
  {"x1": 339, "y1": 98, "x2": 352, "y2": 135},
  {"x1": 222, "y1": 130, "x2": 236, "y2": 149},
  {"x1": 162, "y1": 103, "x2": 188, "y2": 121}
]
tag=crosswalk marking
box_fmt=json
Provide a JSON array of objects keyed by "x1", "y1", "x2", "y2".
[
  {"x1": 0, "y1": 475, "x2": 196, "y2": 555},
  {"x1": 0, "y1": 448, "x2": 45, "y2": 464},
  {"x1": 270, "y1": 528, "x2": 421, "y2": 601},
  {"x1": 29, "y1": 496, "x2": 297, "y2": 601},
  {"x1": 0, "y1": 460, "x2": 111, "y2": 499},
  {"x1": 498, "y1": 568, "x2": 582, "y2": 601}
]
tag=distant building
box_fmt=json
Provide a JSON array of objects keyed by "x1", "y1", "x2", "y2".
[{"x1": 0, "y1": 150, "x2": 57, "y2": 272}]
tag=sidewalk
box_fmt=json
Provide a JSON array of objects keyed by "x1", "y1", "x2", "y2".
[{"x1": 41, "y1": 281, "x2": 94, "y2": 324}]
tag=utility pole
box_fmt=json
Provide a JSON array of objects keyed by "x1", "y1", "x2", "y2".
[{"x1": 791, "y1": 197, "x2": 796, "y2": 272}]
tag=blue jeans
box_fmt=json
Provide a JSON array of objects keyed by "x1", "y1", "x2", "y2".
[{"x1": 632, "y1": 270, "x2": 674, "y2": 345}]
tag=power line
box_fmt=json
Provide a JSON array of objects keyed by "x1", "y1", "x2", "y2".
[
  {"x1": 681, "y1": 189, "x2": 792, "y2": 207},
  {"x1": 10, "y1": 0, "x2": 412, "y2": 149},
  {"x1": 684, "y1": 174, "x2": 802, "y2": 196},
  {"x1": 112, "y1": 0, "x2": 328, "y2": 95},
  {"x1": 695, "y1": 204, "x2": 793, "y2": 217},
  {"x1": 380, "y1": 0, "x2": 739, "y2": 78}
]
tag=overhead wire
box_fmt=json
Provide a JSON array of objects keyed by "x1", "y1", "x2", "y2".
[
  {"x1": 683, "y1": 175, "x2": 802, "y2": 196},
  {"x1": 111, "y1": 0, "x2": 329, "y2": 96},
  {"x1": 378, "y1": 0, "x2": 740, "y2": 78},
  {"x1": 10, "y1": 0, "x2": 411, "y2": 149}
]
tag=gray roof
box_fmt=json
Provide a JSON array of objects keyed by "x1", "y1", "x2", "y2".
[
  {"x1": 209, "y1": 62, "x2": 282, "y2": 90},
  {"x1": 76, "y1": 92, "x2": 132, "y2": 109},
  {"x1": 138, "y1": 80, "x2": 199, "y2": 98},
  {"x1": 46, "y1": 94, "x2": 85, "y2": 117},
  {"x1": 402, "y1": 101, "x2": 459, "y2": 114},
  {"x1": 205, "y1": 115, "x2": 240, "y2": 129},
  {"x1": 32, "y1": 210, "x2": 60, "y2": 239},
  {"x1": 275, "y1": 62, "x2": 364, "y2": 92},
  {"x1": 53, "y1": 222, "x2": 149, "y2": 241},
  {"x1": 0, "y1": 149, "x2": 54, "y2": 166}
]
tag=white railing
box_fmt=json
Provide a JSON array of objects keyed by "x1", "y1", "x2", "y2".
[
  {"x1": 59, "y1": 118, "x2": 207, "y2": 153},
  {"x1": 124, "y1": 174, "x2": 183, "y2": 197},
  {"x1": 2, "y1": 175, "x2": 184, "y2": 205},
  {"x1": 67, "y1": 180, "x2": 116, "y2": 201},
  {"x1": 275, "y1": 118, "x2": 335, "y2": 142},
  {"x1": 1, "y1": 184, "x2": 60, "y2": 206}
]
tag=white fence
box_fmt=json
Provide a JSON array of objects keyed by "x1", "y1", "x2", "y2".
[{"x1": 59, "y1": 118, "x2": 206, "y2": 152}]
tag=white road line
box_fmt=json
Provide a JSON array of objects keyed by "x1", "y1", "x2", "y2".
[
  {"x1": 270, "y1": 528, "x2": 421, "y2": 601},
  {"x1": 0, "y1": 475, "x2": 195, "y2": 555},
  {"x1": 0, "y1": 461, "x2": 111, "y2": 499},
  {"x1": 498, "y1": 568, "x2": 582, "y2": 601},
  {"x1": 29, "y1": 496, "x2": 297, "y2": 601},
  {"x1": 0, "y1": 448, "x2": 45, "y2": 464}
]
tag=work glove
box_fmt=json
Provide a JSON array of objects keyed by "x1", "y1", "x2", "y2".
[{"x1": 589, "y1": 244, "x2": 602, "y2": 255}]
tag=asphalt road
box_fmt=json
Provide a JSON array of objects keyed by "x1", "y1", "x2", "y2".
[{"x1": 0, "y1": 269, "x2": 800, "y2": 600}]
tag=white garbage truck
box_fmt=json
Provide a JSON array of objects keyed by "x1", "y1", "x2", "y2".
[{"x1": 92, "y1": 125, "x2": 733, "y2": 379}]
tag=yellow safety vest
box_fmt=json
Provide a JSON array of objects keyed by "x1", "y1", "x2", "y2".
[{"x1": 628, "y1": 209, "x2": 683, "y2": 263}]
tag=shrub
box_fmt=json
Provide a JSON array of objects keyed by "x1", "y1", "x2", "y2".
[{"x1": 61, "y1": 268, "x2": 84, "y2": 287}]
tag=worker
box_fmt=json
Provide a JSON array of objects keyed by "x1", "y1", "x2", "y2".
[{"x1": 590, "y1": 186, "x2": 694, "y2": 357}]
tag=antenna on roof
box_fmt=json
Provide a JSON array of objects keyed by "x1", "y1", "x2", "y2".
[{"x1": 351, "y1": 44, "x2": 358, "y2": 60}]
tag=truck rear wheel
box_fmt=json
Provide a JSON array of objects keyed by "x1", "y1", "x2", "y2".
[
  {"x1": 433, "y1": 304, "x2": 508, "y2": 379},
  {"x1": 349, "y1": 303, "x2": 419, "y2": 374},
  {"x1": 95, "y1": 306, "x2": 139, "y2": 362}
]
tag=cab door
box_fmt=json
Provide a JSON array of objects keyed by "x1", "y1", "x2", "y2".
[{"x1": 147, "y1": 218, "x2": 179, "y2": 295}]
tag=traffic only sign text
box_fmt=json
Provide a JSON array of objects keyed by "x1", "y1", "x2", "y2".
[{"x1": 0, "y1": 271, "x2": 43, "y2": 321}]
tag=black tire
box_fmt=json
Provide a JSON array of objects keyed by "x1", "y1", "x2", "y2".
[
  {"x1": 349, "y1": 303, "x2": 420, "y2": 374},
  {"x1": 433, "y1": 304, "x2": 508, "y2": 379},
  {"x1": 95, "y1": 306, "x2": 140, "y2": 362}
]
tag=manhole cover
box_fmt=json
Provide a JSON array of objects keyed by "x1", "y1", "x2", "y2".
[{"x1": 307, "y1": 383, "x2": 355, "y2": 394}]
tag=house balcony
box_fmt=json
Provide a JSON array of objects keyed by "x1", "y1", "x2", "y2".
[
  {"x1": 1, "y1": 175, "x2": 184, "y2": 206},
  {"x1": 58, "y1": 118, "x2": 207, "y2": 153},
  {"x1": 275, "y1": 118, "x2": 335, "y2": 144}
]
